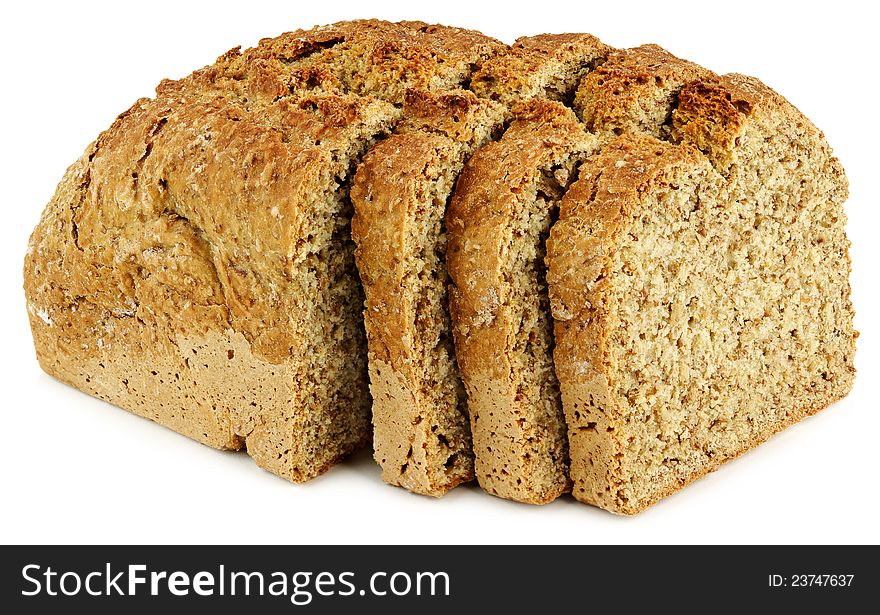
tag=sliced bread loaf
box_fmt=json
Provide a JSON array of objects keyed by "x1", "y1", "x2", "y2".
[
  {"x1": 447, "y1": 100, "x2": 598, "y2": 503},
  {"x1": 24, "y1": 22, "x2": 854, "y2": 510},
  {"x1": 547, "y1": 74, "x2": 855, "y2": 514},
  {"x1": 23, "y1": 20, "x2": 504, "y2": 482}
]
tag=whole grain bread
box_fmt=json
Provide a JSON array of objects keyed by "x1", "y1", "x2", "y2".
[{"x1": 24, "y1": 22, "x2": 855, "y2": 512}]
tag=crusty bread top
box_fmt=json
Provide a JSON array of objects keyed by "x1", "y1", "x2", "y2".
[
  {"x1": 576, "y1": 44, "x2": 711, "y2": 137},
  {"x1": 470, "y1": 33, "x2": 611, "y2": 107},
  {"x1": 397, "y1": 88, "x2": 505, "y2": 140},
  {"x1": 673, "y1": 72, "x2": 828, "y2": 173},
  {"x1": 194, "y1": 19, "x2": 504, "y2": 104}
]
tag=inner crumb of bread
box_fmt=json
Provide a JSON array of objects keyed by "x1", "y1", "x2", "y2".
[
  {"x1": 403, "y1": 152, "x2": 474, "y2": 485},
  {"x1": 608, "y1": 118, "x2": 855, "y2": 506},
  {"x1": 394, "y1": 117, "x2": 502, "y2": 489},
  {"x1": 502, "y1": 160, "x2": 579, "y2": 497}
]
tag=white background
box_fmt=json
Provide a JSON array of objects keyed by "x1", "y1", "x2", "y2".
[{"x1": 1, "y1": 0, "x2": 877, "y2": 545}]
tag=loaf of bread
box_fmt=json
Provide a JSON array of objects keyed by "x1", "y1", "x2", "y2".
[{"x1": 24, "y1": 19, "x2": 855, "y2": 512}]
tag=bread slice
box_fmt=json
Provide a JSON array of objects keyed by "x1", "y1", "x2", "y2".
[
  {"x1": 351, "y1": 90, "x2": 506, "y2": 496},
  {"x1": 447, "y1": 100, "x2": 598, "y2": 503},
  {"x1": 22, "y1": 20, "x2": 504, "y2": 483},
  {"x1": 352, "y1": 33, "x2": 610, "y2": 497},
  {"x1": 547, "y1": 74, "x2": 855, "y2": 514}
]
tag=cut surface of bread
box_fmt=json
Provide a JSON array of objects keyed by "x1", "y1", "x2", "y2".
[
  {"x1": 547, "y1": 74, "x2": 855, "y2": 514},
  {"x1": 447, "y1": 100, "x2": 598, "y2": 503},
  {"x1": 23, "y1": 20, "x2": 504, "y2": 483},
  {"x1": 351, "y1": 89, "x2": 505, "y2": 496}
]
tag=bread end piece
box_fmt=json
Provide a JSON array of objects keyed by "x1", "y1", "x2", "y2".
[
  {"x1": 23, "y1": 81, "x2": 401, "y2": 484},
  {"x1": 549, "y1": 76, "x2": 855, "y2": 514}
]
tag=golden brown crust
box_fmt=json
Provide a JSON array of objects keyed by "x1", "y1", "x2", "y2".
[
  {"x1": 471, "y1": 33, "x2": 612, "y2": 107},
  {"x1": 575, "y1": 44, "x2": 712, "y2": 138},
  {"x1": 672, "y1": 72, "x2": 823, "y2": 171}
]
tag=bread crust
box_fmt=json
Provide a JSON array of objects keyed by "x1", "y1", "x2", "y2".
[
  {"x1": 575, "y1": 44, "x2": 711, "y2": 138},
  {"x1": 471, "y1": 33, "x2": 611, "y2": 107}
]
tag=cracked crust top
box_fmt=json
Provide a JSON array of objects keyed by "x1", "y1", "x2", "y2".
[
  {"x1": 575, "y1": 44, "x2": 712, "y2": 138},
  {"x1": 470, "y1": 33, "x2": 612, "y2": 107},
  {"x1": 200, "y1": 19, "x2": 505, "y2": 104},
  {"x1": 447, "y1": 100, "x2": 595, "y2": 369},
  {"x1": 352, "y1": 89, "x2": 505, "y2": 369}
]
